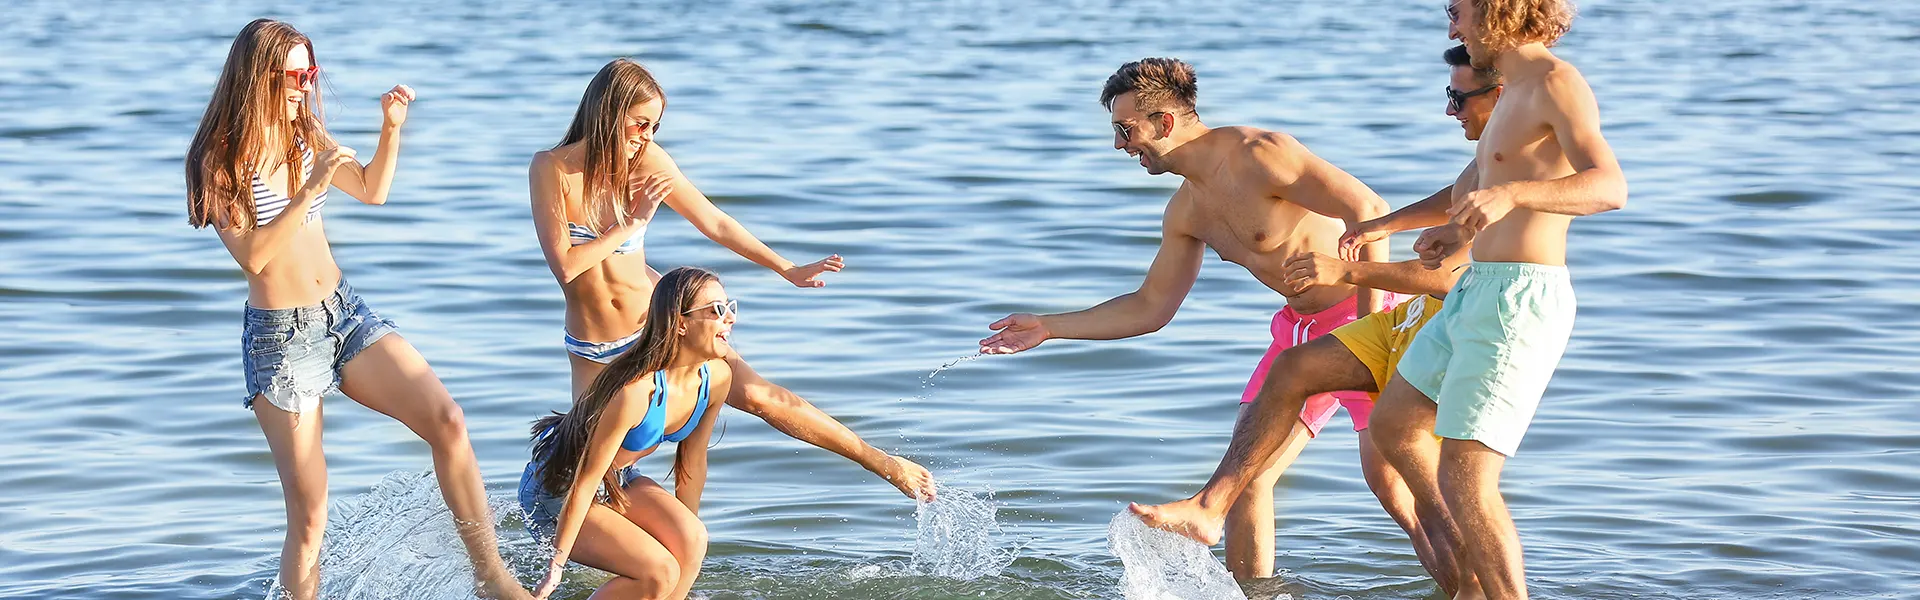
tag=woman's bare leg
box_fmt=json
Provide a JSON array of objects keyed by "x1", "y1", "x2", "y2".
[
  {"x1": 338, "y1": 334, "x2": 529, "y2": 600},
  {"x1": 616, "y1": 477, "x2": 709, "y2": 600},
  {"x1": 255, "y1": 399, "x2": 328, "y2": 600},
  {"x1": 570, "y1": 503, "x2": 683, "y2": 600}
]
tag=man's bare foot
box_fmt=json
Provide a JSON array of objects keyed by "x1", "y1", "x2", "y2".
[
  {"x1": 1127, "y1": 498, "x2": 1225, "y2": 546},
  {"x1": 882, "y1": 454, "x2": 937, "y2": 502}
]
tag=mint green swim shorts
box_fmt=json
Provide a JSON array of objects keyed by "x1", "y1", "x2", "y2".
[{"x1": 1395, "y1": 262, "x2": 1576, "y2": 457}]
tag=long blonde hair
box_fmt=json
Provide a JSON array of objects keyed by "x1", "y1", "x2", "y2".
[
  {"x1": 530, "y1": 267, "x2": 717, "y2": 511},
  {"x1": 556, "y1": 58, "x2": 667, "y2": 233},
  {"x1": 186, "y1": 19, "x2": 332, "y2": 230}
]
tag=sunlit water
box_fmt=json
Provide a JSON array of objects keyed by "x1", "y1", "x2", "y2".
[{"x1": 2, "y1": 0, "x2": 1918, "y2": 598}]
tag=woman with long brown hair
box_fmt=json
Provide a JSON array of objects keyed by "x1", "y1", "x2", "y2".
[
  {"x1": 515, "y1": 267, "x2": 737, "y2": 599},
  {"x1": 530, "y1": 58, "x2": 935, "y2": 508},
  {"x1": 185, "y1": 19, "x2": 529, "y2": 600},
  {"x1": 531, "y1": 58, "x2": 843, "y2": 385}
]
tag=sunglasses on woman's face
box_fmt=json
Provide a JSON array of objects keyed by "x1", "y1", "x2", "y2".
[
  {"x1": 683, "y1": 299, "x2": 739, "y2": 320},
  {"x1": 283, "y1": 65, "x2": 320, "y2": 89},
  {"x1": 1446, "y1": 84, "x2": 1499, "y2": 112},
  {"x1": 627, "y1": 118, "x2": 661, "y2": 134}
]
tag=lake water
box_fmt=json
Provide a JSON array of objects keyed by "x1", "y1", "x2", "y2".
[{"x1": 2, "y1": 0, "x2": 1917, "y2": 598}]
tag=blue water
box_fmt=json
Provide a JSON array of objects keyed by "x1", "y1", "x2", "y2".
[{"x1": 1, "y1": 0, "x2": 1917, "y2": 598}]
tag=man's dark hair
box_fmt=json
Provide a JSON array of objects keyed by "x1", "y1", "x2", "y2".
[
  {"x1": 1100, "y1": 58, "x2": 1198, "y2": 113},
  {"x1": 1444, "y1": 45, "x2": 1501, "y2": 87}
]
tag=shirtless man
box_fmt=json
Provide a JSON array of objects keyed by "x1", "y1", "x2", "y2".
[
  {"x1": 979, "y1": 58, "x2": 1390, "y2": 580},
  {"x1": 1370, "y1": 2, "x2": 1627, "y2": 598},
  {"x1": 1129, "y1": 44, "x2": 1502, "y2": 598}
]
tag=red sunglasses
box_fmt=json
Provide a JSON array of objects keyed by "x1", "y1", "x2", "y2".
[{"x1": 282, "y1": 65, "x2": 320, "y2": 88}]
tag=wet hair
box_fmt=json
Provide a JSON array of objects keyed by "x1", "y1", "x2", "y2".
[
  {"x1": 1444, "y1": 44, "x2": 1502, "y2": 87},
  {"x1": 530, "y1": 266, "x2": 719, "y2": 511},
  {"x1": 186, "y1": 18, "x2": 332, "y2": 230},
  {"x1": 556, "y1": 58, "x2": 668, "y2": 233},
  {"x1": 1099, "y1": 58, "x2": 1198, "y2": 114},
  {"x1": 1470, "y1": 0, "x2": 1576, "y2": 54}
]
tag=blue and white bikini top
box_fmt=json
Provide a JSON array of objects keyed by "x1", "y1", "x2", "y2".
[
  {"x1": 567, "y1": 195, "x2": 661, "y2": 255},
  {"x1": 619, "y1": 363, "x2": 713, "y2": 452},
  {"x1": 251, "y1": 139, "x2": 328, "y2": 226}
]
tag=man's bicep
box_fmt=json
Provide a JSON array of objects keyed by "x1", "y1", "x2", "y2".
[
  {"x1": 1545, "y1": 73, "x2": 1621, "y2": 175},
  {"x1": 1283, "y1": 160, "x2": 1388, "y2": 222},
  {"x1": 1140, "y1": 210, "x2": 1205, "y2": 301}
]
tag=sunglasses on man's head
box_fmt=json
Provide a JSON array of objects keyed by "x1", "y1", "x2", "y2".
[
  {"x1": 1446, "y1": 84, "x2": 1499, "y2": 112},
  {"x1": 283, "y1": 65, "x2": 320, "y2": 89},
  {"x1": 683, "y1": 299, "x2": 739, "y2": 320},
  {"x1": 1112, "y1": 111, "x2": 1169, "y2": 142}
]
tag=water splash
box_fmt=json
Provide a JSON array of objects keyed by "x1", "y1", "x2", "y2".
[
  {"x1": 259, "y1": 470, "x2": 564, "y2": 600},
  {"x1": 908, "y1": 483, "x2": 1018, "y2": 580},
  {"x1": 1107, "y1": 511, "x2": 1243, "y2": 600},
  {"x1": 909, "y1": 354, "x2": 981, "y2": 402},
  {"x1": 263, "y1": 470, "x2": 494, "y2": 600}
]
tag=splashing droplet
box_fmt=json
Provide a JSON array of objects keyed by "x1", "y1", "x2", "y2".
[
  {"x1": 1107, "y1": 511, "x2": 1242, "y2": 599},
  {"x1": 908, "y1": 483, "x2": 1017, "y2": 580}
]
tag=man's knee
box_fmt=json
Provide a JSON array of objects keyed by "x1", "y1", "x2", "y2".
[
  {"x1": 1437, "y1": 439, "x2": 1505, "y2": 497},
  {"x1": 1255, "y1": 352, "x2": 1319, "y2": 405}
]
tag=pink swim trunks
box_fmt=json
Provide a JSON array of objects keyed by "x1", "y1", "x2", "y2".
[{"x1": 1241, "y1": 293, "x2": 1399, "y2": 436}]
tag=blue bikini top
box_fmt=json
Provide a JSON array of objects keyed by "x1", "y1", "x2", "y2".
[{"x1": 620, "y1": 364, "x2": 712, "y2": 452}]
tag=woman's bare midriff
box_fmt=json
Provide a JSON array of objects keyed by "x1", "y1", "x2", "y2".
[
  {"x1": 562, "y1": 250, "x2": 655, "y2": 342},
  {"x1": 244, "y1": 222, "x2": 343, "y2": 309}
]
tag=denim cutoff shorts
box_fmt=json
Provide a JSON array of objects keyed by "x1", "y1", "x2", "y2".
[
  {"x1": 241, "y1": 278, "x2": 396, "y2": 414},
  {"x1": 518, "y1": 455, "x2": 647, "y2": 542}
]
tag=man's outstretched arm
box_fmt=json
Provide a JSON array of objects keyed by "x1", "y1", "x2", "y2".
[{"x1": 981, "y1": 199, "x2": 1205, "y2": 354}]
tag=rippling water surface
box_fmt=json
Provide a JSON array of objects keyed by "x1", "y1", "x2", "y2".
[{"x1": 2, "y1": 0, "x2": 1917, "y2": 598}]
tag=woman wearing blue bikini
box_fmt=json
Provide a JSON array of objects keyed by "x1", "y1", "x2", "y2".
[
  {"x1": 527, "y1": 59, "x2": 934, "y2": 510},
  {"x1": 518, "y1": 267, "x2": 742, "y2": 599},
  {"x1": 186, "y1": 19, "x2": 529, "y2": 600}
]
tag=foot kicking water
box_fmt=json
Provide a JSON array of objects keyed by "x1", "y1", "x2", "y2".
[
  {"x1": 1130, "y1": 44, "x2": 1505, "y2": 599},
  {"x1": 980, "y1": 57, "x2": 1393, "y2": 581}
]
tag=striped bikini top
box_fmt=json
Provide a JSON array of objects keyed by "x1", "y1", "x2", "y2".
[
  {"x1": 251, "y1": 139, "x2": 328, "y2": 226},
  {"x1": 566, "y1": 193, "x2": 662, "y2": 255},
  {"x1": 567, "y1": 222, "x2": 645, "y2": 255}
]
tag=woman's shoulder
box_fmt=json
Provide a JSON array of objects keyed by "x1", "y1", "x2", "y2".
[
  {"x1": 607, "y1": 372, "x2": 658, "y2": 409},
  {"x1": 533, "y1": 144, "x2": 586, "y2": 174},
  {"x1": 703, "y1": 358, "x2": 734, "y2": 393},
  {"x1": 635, "y1": 144, "x2": 682, "y2": 174}
]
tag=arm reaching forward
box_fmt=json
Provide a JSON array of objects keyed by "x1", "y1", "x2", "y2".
[
  {"x1": 981, "y1": 194, "x2": 1204, "y2": 354},
  {"x1": 723, "y1": 354, "x2": 935, "y2": 501}
]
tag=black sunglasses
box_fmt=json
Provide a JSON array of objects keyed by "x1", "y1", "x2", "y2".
[
  {"x1": 1112, "y1": 111, "x2": 1170, "y2": 142},
  {"x1": 1446, "y1": 84, "x2": 1499, "y2": 112}
]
